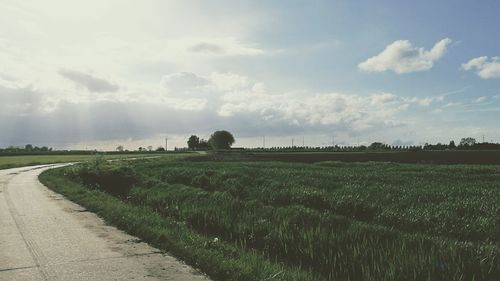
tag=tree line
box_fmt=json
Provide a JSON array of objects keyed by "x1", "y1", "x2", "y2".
[
  {"x1": 3, "y1": 135, "x2": 498, "y2": 154},
  {"x1": 182, "y1": 133, "x2": 500, "y2": 152},
  {"x1": 0, "y1": 144, "x2": 53, "y2": 153},
  {"x1": 242, "y1": 137, "x2": 500, "y2": 152}
]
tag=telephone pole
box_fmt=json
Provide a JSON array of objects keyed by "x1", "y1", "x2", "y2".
[
  {"x1": 165, "y1": 137, "x2": 168, "y2": 151},
  {"x1": 263, "y1": 136, "x2": 266, "y2": 149},
  {"x1": 292, "y1": 138, "x2": 294, "y2": 147}
]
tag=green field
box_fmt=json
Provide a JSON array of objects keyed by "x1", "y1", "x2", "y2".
[
  {"x1": 39, "y1": 156, "x2": 500, "y2": 281},
  {"x1": 0, "y1": 153, "x2": 177, "y2": 170}
]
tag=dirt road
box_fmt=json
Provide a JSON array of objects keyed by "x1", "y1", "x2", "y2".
[{"x1": 0, "y1": 164, "x2": 210, "y2": 281}]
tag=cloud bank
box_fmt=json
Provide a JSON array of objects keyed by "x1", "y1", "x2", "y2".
[{"x1": 0, "y1": 69, "x2": 446, "y2": 146}]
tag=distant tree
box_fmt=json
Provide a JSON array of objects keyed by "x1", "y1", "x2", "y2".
[
  {"x1": 156, "y1": 146, "x2": 165, "y2": 152},
  {"x1": 187, "y1": 135, "x2": 200, "y2": 150},
  {"x1": 25, "y1": 144, "x2": 33, "y2": 151},
  {"x1": 147, "y1": 145, "x2": 153, "y2": 151},
  {"x1": 199, "y1": 139, "x2": 209, "y2": 150},
  {"x1": 459, "y1": 137, "x2": 476, "y2": 147},
  {"x1": 116, "y1": 145, "x2": 124, "y2": 152},
  {"x1": 449, "y1": 140, "x2": 456, "y2": 149},
  {"x1": 369, "y1": 142, "x2": 386, "y2": 150},
  {"x1": 209, "y1": 130, "x2": 235, "y2": 149}
]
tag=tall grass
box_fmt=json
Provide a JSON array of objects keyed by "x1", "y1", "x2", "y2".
[{"x1": 41, "y1": 158, "x2": 500, "y2": 281}]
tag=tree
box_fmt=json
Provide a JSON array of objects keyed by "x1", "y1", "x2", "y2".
[
  {"x1": 25, "y1": 144, "x2": 33, "y2": 151},
  {"x1": 116, "y1": 145, "x2": 124, "y2": 152},
  {"x1": 449, "y1": 140, "x2": 456, "y2": 149},
  {"x1": 147, "y1": 145, "x2": 153, "y2": 151},
  {"x1": 198, "y1": 139, "x2": 209, "y2": 150},
  {"x1": 369, "y1": 142, "x2": 386, "y2": 150},
  {"x1": 209, "y1": 130, "x2": 235, "y2": 149},
  {"x1": 187, "y1": 135, "x2": 200, "y2": 150},
  {"x1": 459, "y1": 137, "x2": 476, "y2": 147}
]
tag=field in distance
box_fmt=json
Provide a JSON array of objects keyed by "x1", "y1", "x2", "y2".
[
  {"x1": 40, "y1": 155, "x2": 500, "y2": 281},
  {"x1": 195, "y1": 150, "x2": 500, "y2": 165},
  {"x1": 0, "y1": 153, "x2": 189, "y2": 170}
]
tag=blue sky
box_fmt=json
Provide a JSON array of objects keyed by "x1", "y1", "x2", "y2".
[{"x1": 1, "y1": 0, "x2": 499, "y2": 149}]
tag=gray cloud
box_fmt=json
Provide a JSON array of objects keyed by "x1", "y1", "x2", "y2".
[
  {"x1": 58, "y1": 69, "x2": 119, "y2": 93},
  {"x1": 0, "y1": 96, "x2": 405, "y2": 147},
  {"x1": 161, "y1": 72, "x2": 210, "y2": 94},
  {"x1": 188, "y1": 42, "x2": 226, "y2": 54},
  {"x1": 0, "y1": 84, "x2": 44, "y2": 116}
]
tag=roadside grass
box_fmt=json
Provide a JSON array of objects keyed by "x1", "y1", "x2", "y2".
[{"x1": 40, "y1": 158, "x2": 500, "y2": 281}]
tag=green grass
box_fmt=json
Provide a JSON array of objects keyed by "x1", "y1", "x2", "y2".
[
  {"x1": 40, "y1": 158, "x2": 500, "y2": 281},
  {"x1": 0, "y1": 153, "x2": 183, "y2": 170}
]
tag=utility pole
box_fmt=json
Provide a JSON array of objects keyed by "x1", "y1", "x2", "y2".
[
  {"x1": 292, "y1": 138, "x2": 294, "y2": 147},
  {"x1": 263, "y1": 136, "x2": 265, "y2": 149},
  {"x1": 165, "y1": 137, "x2": 168, "y2": 151},
  {"x1": 302, "y1": 136, "x2": 305, "y2": 147}
]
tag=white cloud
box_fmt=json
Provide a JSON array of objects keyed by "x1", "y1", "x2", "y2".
[
  {"x1": 218, "y1": 89, "x2": 408, "y2": 132},
  {"x1": 164, "y1": 97, "x2": 208, "y2": 111},
  {"x1": 160, "y1": 71, "x2": 251, "y2": 98},
  {"x1": 443, "y1": 102, "x2": 461, "y2": 108},
  {"x1": 209, "y1": 72, "x2": 250, "y2": 91},
  {"x1": 359, "y1": 38, "x2": 452, "y2": 74},
  {"x1": 462, "y1": 56, "x2": 500, "y2": 79},
  {"x1": 475, "y1": 96, "x2": 487, "y2": 103},
  {"x1": 406, "y1": 96, "x2": 444, "y2": 106},
  {"x1": 161, "y1": 72, "x2": 210, "y2": 94}
]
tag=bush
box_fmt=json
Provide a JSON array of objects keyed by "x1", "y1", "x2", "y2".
[{"x1": 74, "y1": 162, "x2": 137, "y2": 197}]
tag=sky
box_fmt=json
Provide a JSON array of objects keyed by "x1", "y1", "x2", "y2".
[{"x1": 1, "y1": 0, "x2": 500, "y2": 150}]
